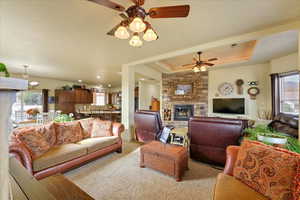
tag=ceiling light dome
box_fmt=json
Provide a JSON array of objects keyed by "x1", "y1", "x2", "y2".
[
  {"x1": 143, "y1": 28, "x2": 158, "y2": 42},
  {"x1": 129, "y1": 17, "x2": 146, "y2": 33},
  {"x1": 200, "y1": 66, "x2": 207, "y2": 72},
  {"x1": 129, "y1": 34, "x2": 143, "y2": 47}
]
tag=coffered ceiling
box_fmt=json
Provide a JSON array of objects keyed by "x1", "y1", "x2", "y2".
[{"x1": 1, "y1": 0, "x2": 300, "y2": 86}]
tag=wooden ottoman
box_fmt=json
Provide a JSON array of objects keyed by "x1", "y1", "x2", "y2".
[{"x1": 140, "y1": 141, "x2": 188, "y2": 181}]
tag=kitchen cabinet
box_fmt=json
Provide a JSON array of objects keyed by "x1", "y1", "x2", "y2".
[{"x1": 55, "y1": 89, "x2": 93, "y2": 114}]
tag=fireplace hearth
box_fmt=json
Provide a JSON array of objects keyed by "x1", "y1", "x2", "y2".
[{"x1": 174, "y1": 105, "x2": 194, "y2": 121}]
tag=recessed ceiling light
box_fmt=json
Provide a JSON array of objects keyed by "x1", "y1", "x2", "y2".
[
  {"x1": 78, "y1": 80, "x2": 82, "y2": 83},
  {"x1": 29, "y1": 81, "x2": 39, "y2": 87},
  {"x1": 108, "y1": 84, "x2": 112, "y2": 88},
  {"x1": 140, "y1": 78, "x2": 145, "y2": 81},
  {"x1": 96, "y1": 75, "x2": 101, "y2": 79}
]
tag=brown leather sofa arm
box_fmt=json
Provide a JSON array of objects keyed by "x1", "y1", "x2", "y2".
[
  {"x1": 223, "y1": 146, "x2": 240, "y2": 176},
  {"x1": 112, "y1": 122, "x2": 125, "y2": 138},
  {"x1": 9, "y1": 143, "x2": 33, "y2": 174}
]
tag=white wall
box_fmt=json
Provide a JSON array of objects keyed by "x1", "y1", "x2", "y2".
[
  {"x1": 138, "y1": 81, "x2": 160, "y2": 110},
  {"x1": 208, "y1": 63, "x2": 271, "y2": 120},
  {"x1": 270, "y1": 53, "x2": 298, "y2": 74}
]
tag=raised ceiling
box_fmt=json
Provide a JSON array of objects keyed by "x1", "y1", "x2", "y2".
[
  {"x1": 1, "y1": 0, "x2": 300, "y2": 86},
  {"x1": 158, "y1": 40, "x2": 257, "y2": 72}
]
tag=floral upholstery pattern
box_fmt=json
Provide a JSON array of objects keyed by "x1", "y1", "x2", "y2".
[
  {"x1": 79, "y1": 118, "x2": 95, "y2": 138},
  {"x1": 16, "y1": 128, "x2": 51, "y2": 159},
  {"x1": 35, "y1": 122, "x2": 56, "y2": 147},
  {"x1": 91, "y1": 120, "x2": 113, "y2": 138},
  {"x1": 54, "y1": 121, "x2": 83, "y2": 145},
  {"x1": 233, "y1": 140, "x2": 300, "y2": 200}
]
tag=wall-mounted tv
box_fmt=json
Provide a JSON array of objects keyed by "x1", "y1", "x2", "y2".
[{"x1": 213, "y1": 98, "x2": 245, "y2": 115}]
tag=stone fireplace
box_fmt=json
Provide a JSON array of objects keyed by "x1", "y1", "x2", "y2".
[
  {"x1": 174, "y1": 104, "x2": 194, "y2": 121},
  {"x1": 162, "y1": 71, "x2": 208, "y2": 127}
]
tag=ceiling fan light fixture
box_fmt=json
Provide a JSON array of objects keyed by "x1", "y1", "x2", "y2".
[
  {"x1": 114, "y1": 25, "x2": 130, "y2": 39},
  {"x1": 200, "y1": 66, "x2": 207, "y2": 72},
  {"x1": 193, "y1": 67, "x2": 200, "y2": 73},
  {"x1": 129, "y1": 17, "x2": 146, "y2": 33},
  {"x1": 143, "y1": 28, "x2": 158, "y2": 42},
  {"x1": 129, "y1": 33, "x2": 143, "y2": 47}
]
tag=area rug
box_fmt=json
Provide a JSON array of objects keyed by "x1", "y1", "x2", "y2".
[{"x1": 65, "y1": 142, "x2": 221, "y2": 200}]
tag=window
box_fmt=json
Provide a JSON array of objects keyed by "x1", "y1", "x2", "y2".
[
  {"x1": 279, "y1": 73, "x2": 299, "y2": 115},
  {"x1": 94, "y1": 92, "x2": 106, "y2": 106},
  {"x1": 12, "y1": 90, "x2": 43, "y2": 122}
]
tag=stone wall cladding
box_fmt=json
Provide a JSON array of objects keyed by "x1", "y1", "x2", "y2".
[{"x1": 162, "y1": 71, "x2": 208, "y2": 127}]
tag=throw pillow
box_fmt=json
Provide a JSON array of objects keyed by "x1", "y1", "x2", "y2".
[
  {"x1": 91, "y1": 120, "x2": 113, "y2": 138},
  {"x1": 79, "y1": 118, "x2": 94, "y2": 138},
  {"x1": 16, "y1": 128, "x2": 51, "y2": 159},
  {"x1": 54, "y1": 121, "x2": 83, "y2": 145},
  {"x1": 233, "y1": 140, "x2": 300, "y2": 200},
  {"x1": 35, "y1": 122, "x2": 56, "y2": 147}
]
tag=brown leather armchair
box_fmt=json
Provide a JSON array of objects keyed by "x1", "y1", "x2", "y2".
[
  {"x1": 188, "y1": 117, "x2": 245, "y2": 166},
  {"x1": 134, "y1": 110, "x2": 163, "y2": 143}
]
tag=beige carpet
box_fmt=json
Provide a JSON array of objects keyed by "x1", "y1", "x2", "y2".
[{"x1": 65, "y1": 142, "x2": 221, "y2": 200}]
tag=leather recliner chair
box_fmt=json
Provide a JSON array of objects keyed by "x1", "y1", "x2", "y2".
[
  {"x1": 188, "y1": 117, "x2": 245, "y2": 166},
  {"x1": 134, "y1": 110, "x2": 163, "y2": 143}
]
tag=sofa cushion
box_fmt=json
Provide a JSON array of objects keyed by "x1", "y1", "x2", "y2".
[
  {"x1": 213, "y1": 173, "x2": 268, "y2": 200},
  {"x1": 16, "y1": 128, "x2": 51, "y2": 159},
  {"x1": 91, "y1": 120, "x2": 113, "y2": 138},
  {"x1": 233, "y1": 140, "x2": 300, "y2": 200},
  {"x1": 33, "y1": 143, "x2": 87, "y2": 172},
  {"x1": 54, "y1": 121, "x2": 83, "y2": 145},
  {"x1": 79, "y1": 118, "x2": 94, "y2": 138},
  {"x1": 35, "y1": 122, "x2": 56, "y2": 147},
  {"x1": 77, "y1": 136, "x2": 119, "y2": 154}
]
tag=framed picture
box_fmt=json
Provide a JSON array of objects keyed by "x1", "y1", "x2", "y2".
[
  {"x1": 175, "y1": 84, "x2": 193, "y2": 95},
  {"x1": 159, "y1": 127, "x2": 171, "y2": 144}
]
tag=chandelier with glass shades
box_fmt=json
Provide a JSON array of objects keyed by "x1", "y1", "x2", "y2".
[{"x1": 87, "y1": 0, "x2": 190, "y2": 47}]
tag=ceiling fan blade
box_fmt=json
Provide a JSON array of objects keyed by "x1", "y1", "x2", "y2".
[
  {"x1": 119, "y1": 13, "x2": 129, "y2": 19},
  {"x1": 207, "y1": 58, "x2": 218, "y2": 62},
  {"x1": 129, "y1": 0, "x2": 145, "y2": 6},
  {"x1": 193, "y1": 58, "x2": 198, "y2": 62},
  {"x1": 107, "y1": 23, "x2": 121, "y2": 36},
  {"x1": 87, "y1": 0, "x2": 125, "y2": 12},
  {"x1": 204, "y1": 63, "x2": 214, "y2": 66},
  {"x1": 149, "y1": 5, "x2": 190, "y2": 18},
  {"x1": 182, "y1": 63, "x2": 195, "y2": 67}
]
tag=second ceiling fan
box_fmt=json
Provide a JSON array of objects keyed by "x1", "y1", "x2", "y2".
[
  {"x1": 182, "y1": 52, "x2": 218, "y2": 73},
  {"x1": 87, "y1": 0, "x2": 190, "y2": 47}
]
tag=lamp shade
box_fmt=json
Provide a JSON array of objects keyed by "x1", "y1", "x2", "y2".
[
  {"x1": 200, "y1": 66, "x2": 207, "y2": 72},
  {"x1": 129, "y1": 17, "x2": 146, "y2": 33},
  {"x1": 143, "y1": 28, "x2": 158, "y2": 42},
  {"x1": 114, "y1": 26, "x2": 130, "y2": 39},
  {"x1": 129, "y1": 34, "x2": 143, "y2": 47}
]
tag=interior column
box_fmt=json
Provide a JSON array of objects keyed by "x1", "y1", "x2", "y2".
[
  {"x1": 298, "y1": 31, "x2": 300, "y2": 140},
  {"x1": 0, "y1": 78, "x2": 27, "y2": 200},
  {"x1": 121, "y1": 64, "x2": 135, "y2": 141}
]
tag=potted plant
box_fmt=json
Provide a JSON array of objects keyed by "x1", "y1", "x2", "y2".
[{"x1": 0, "y1": 63, "x2": 10, "y2": 77}]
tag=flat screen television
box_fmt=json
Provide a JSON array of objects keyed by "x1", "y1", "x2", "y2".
[{"x1": 213, "y1": 98, "x2": 245, "y2": 114}]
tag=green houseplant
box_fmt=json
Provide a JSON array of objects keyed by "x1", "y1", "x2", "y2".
[
  {"x1": 244, "y1": 125, "x2": 300, "y2": 153},
  {"x1": 0, "y1": 63, "x2": 10, "y2": 77},
  {"x1": 54, "y1": 114, "x2": 74, "y2": 123}
]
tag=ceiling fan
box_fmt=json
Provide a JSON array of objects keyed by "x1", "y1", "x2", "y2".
[
  {"x1": 182, "y1": 52, "x2": 218, "y2": 73},
  {"x1": 87, "y1": 0, "x2": 190, "y2": 47}
]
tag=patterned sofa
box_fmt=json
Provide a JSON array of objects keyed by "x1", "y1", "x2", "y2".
[{"x1": 9, "y1": 118, "x2": 124, "y2": 180}]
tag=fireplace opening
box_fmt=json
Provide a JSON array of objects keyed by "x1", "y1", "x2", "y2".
[{"x1": 174, "y1": 105, "x2": 194, "y2": 121}]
